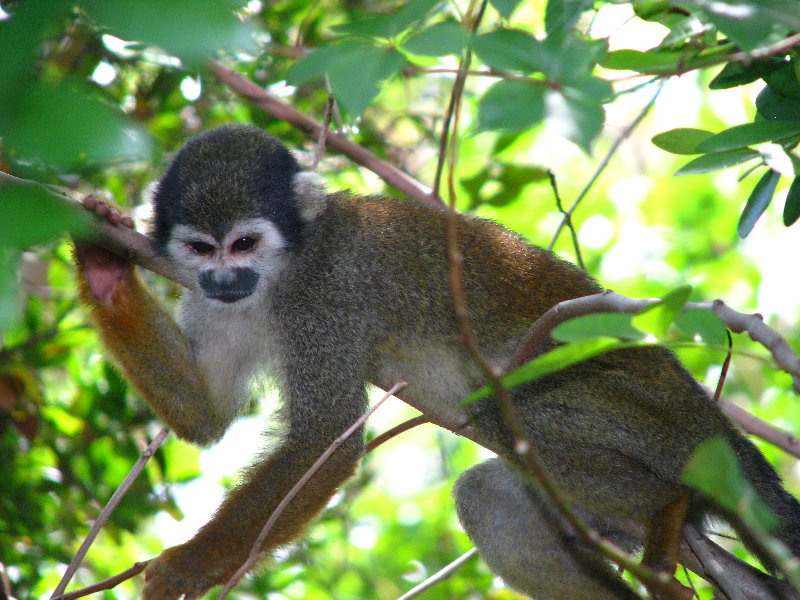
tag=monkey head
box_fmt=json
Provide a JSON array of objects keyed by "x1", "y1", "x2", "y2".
[{"x1": 151, "y1": 124, "x2": 324, "y2": 304}]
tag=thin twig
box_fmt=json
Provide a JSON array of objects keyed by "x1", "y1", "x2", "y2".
[
  {"x1": 365, "y1": 415, "x2": 430, "y2": 454},
  {"x1": 547, "y1": 169, "x2": 585, "y2": 269},
  {"x1": 395, "y1": 548, "x2": 479, "y2": 600},
  {"x1": 49, "y1": 427, "x2": 169, "y2": 599},
  {"x1": 548, "y1": 80, "x2": 664, "y2": 251},
  {"x1": 215, "y1": 382, "x2": 406, "y2": 600},
  {"x1": 50, "y1": 561, "x2": 150, "y2": 600},
  {"x1": 312, "y1": 86, "x2": 335, "y2": 171}
]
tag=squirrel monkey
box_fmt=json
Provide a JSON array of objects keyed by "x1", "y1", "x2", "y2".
[{"x1": 74, "y1": 124, "x2": 800, "y2": 600}]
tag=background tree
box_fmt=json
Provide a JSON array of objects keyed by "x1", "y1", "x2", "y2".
[{"x1": 1, "y1": 0, "x2": 800, "y2": 599}]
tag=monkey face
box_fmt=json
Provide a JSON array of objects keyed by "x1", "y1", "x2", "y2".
[{"x1": 165, "y1": 218, "x2": 288, "y2": 304}]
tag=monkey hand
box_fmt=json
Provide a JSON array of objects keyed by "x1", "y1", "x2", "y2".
[
  {"x1": 143, "y1": 541, "x2": 240, "y2": 600},
  {"x1": 73, "y1": 195, "x2": 136, "y2": 306}
]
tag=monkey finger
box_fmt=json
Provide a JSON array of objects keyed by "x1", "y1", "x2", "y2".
[
  {"x1": 82, "y1": 194, "x2": 98, "y2": 209},
  {"x1": 120, "y1": 215, "x2": 136, "y2": 229}
]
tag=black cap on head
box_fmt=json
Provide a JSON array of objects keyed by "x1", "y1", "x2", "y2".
[{"x1": 152, "y1": 124, "x2": 305, "y2": 251}]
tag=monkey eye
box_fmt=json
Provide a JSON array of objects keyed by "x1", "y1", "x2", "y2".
[
  {"x1": 231, "y1": 236, "x2": 258, "y2": 253},
  {"x1": 188, "y1": 241, "x2": 215, "y2": 255}
]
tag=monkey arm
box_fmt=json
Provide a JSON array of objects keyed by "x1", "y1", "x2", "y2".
[
  {"x1": 144, "y1": 371, "x2": 367, "y2": 600},
  {"x1": 75, "y1": 256, "x2": 234, "y2": 445}
]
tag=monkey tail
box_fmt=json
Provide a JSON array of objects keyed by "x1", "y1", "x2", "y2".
[{"x1": 726, "y1": 431, "x2": 800, "y2": 569}]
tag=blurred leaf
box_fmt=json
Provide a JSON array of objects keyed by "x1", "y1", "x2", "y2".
[
  {"x1": 403, "y1": 20, "x2": 469, "y2": 57},
  {"x1": 473, "y1": 29, "x2": 542, "y2": 73},
  {"x1": 327, "y1": 46, "x2": 405, "y2": 116},
  {"x1": 737, "y1": 169, "x2": 781, "y2": 238},
  {"x1": 697, "y1": 121, "x2": 800, "y2": 153},
  {"x1": 675, "y1": 309, "x2": 728, "y2": 346},
  {"x1": 335, "y1": 0, "x2": 439, "y2": 38},
  {"x1": 756, "y1": 85, "x2": 800, "y2": 121},
  {"x1": 784, "y1": 177, "x2": 800, "y2": 226},
  {"x1": 545, "y1": 0, "x2": 594, "y2": 34},
  {"x1": 709, "y1": 58, "x2": 787, "y2": 90},
  {"x1": 82, "y1": 0, "x2": 255, "y2": 66},
  {"x1": 682, "y1": 436, "x2": 777, "y2": 530},
  {"x1": 652, "y1": 128, "x2": 714, "y2": 155},
  {"x1": 632, "y1": 285, "x2": 692, "y2": 338},
  {"x1": 286, "y1": 44, "x2": 344, "y2": 85},
  {"x1": 762, "y1": 63, "x2": 800, "y2": 100},
  {"x1": 490, "y1": 0, "x2": 522, "y2": 18},
  {"x1": 0, "y1": 80, "x2": 154, "y2": 176},
  {"x1": 675, "y1": 148, "x2": 759, "y2": 175},
  {"x1": 546, "y1": 86, "x2": 606, "y2": 153},
  {"x1": 464, "y1": 338, "x2": 629, "y2": 403},
  {"x1": 602, "y1": 48, "x2": 720, "y2": 74},
  {"x1": 162, "y1": 439, "x2": 202, "y2": 483},
  {"x1": 0, "y1": 181, "x2": 93, "y2": 248},
  {"x1": 552, "y1": 313, "x2": 645, "y2": 342},
  {"x1": 681, "y1": 0, "x2": 798, "y2": 51},
  {"x1": 476, "y1": 80, "x2": 545, "y2": 131}
]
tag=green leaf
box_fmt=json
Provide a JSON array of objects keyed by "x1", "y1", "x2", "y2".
[
  {"x1": 552, "y1": 313, "x2": 645, "y2": 343},
  {"x1": 756, "y1": 85, "x2": 800, "y2": 121},
  {"x1": 163, "y1": 439, "x2": 202, "y2": 483},
  {"x1": 286, "y1": 45, "x2": 343, "y2": 86},
  {"x1": 546, "y1": 86, "x2": 606, "y2": 153},
  {"x1": 489, "y1": 0, "x2": 522, "y2": 19},
  {"x1": 0, "y1": 80, "x2": 154, "y2": 175},
  {"x1": 403, "y1": 20, "x2": 469, "y2": 56},
  {"x1": 0, "y1": 0, "x2": 72, "y2": 97},
  {"x1": 473, "y1": 29, "x2": 542, "y2": 73},
  {"x1": 289, "y1": 44, "x2": 405, "y2": 116},
  {"x1": 675, "y1": 309, "x2": 727, "y2": 346},
  {"x1": 697, "y1": 121, "x2": 800, "y2": 154},
  {"x1": 738, "y1": 169, "x2": 781, "y2": 238},
  {"x1": 327, "y1": 46, "x2": 405, "y2": 116},
  {"x1": 544, "y1": 0, "x2": 594, "y2": 34},
  {"x1": 652, "y1": 128, "x2": 714, "y2": 155},
  {"x1": 682, "y1": 436, "x2": 777, "y2": 531},
  {"x1": 0, "y1": 181, "x2": 93, "y2": 248},
  {"x1": 674, "y1": 148, "x2": 759, "y2": 175},
  {"x1": 632, "y1": 285, "x2": 692, "y2": 338},
  {"x1": 687, "y1": 0, "x2": 798, "y2": 51},
  {"x1": 602, "y1": 49, "x2": 714, "y2": 74},
  {"x1": 709, "y1": 58, "x2": 786, "y2": 90},
  {"x1": 764, "y1": 63, "x2": 800, "y2": 101},
  {"x1": 784, "y1": 176, "x2": 800, "y2": 226},
  {"x1": 476, "y1": 80, "x2": 545, "y2": 131},
  {"x1": 83, "y1": 0, "x2": 255, "y2": 66},
  {"x1": 464, "y1": 338, "x2": 627, "y2": 404}
]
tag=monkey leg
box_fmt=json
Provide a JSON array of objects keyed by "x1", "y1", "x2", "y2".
[{"x1": 454, "y1": 458, "x2": 642, "y2": 600}]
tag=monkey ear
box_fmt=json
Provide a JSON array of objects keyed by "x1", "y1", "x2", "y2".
[{"x1": 293, "y1": 172, "x2": 327, "y2": 222}]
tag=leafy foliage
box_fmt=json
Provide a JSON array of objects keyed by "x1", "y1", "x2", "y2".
[{"x1": 1, "y1": 0, "x2": 799, "y2": 598}]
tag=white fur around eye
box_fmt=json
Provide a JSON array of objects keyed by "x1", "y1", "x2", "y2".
[{"x1": 293, "y1": 171, "x2": 327, "y2": 221}]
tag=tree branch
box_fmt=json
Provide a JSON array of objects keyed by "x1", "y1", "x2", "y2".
[{"x1": 209, "y1": 62, "x2": 443, "y2": 207}]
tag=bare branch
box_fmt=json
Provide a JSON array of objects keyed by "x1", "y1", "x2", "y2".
[{"x1": 508, "y1": 291, "x2": 800, "y2": 392}]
